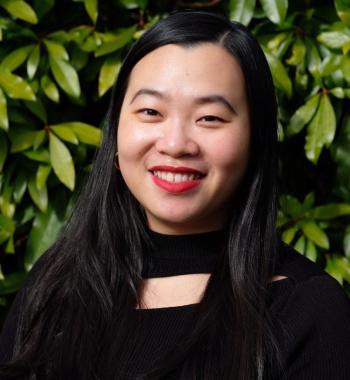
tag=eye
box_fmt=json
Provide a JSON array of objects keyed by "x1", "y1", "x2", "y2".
[
  {"x1": 198, "y1": 115, "x2": 225, "y2": 123},
  {"x1": 139, "y1": 108, "x2": 160, "y2": 117}
]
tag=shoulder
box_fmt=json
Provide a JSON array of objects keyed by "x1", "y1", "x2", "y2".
[
  {"x1": 271, "y1": 244, "x2": 350, "y2": 378},
  {"x1": 275, "y1": 241, "x2": 326, "y2": 281},
  {"x1": 274, "y1": 242, "x2": 350, "y2": 320}
]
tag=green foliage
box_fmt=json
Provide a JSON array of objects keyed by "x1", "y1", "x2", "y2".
[{"x1": 0, "y1": 0, "x2": 350, "y2": 318}]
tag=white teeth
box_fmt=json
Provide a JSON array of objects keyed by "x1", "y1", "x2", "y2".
[
  {"x1": 174, "y1": 174, "x2": 182, "y2": 182},
  {"x1": 152, "y1": 171, "x2": 202, "y2": 182},
  {"x1": 182, "y1": 174, "x2": 189, "y2": 182}
]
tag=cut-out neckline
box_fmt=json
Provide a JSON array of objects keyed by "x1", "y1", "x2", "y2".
[
  {"x1": 134, "y1": 276, "x2": 291, "y2": 312},
  {"x1": 134, "y1": 302, "x2": 199, "y2": 312}
]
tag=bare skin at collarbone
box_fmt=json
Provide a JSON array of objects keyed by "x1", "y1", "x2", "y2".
[{"x1": 135, "y1": 273, "x2": 288, "y2": 309}]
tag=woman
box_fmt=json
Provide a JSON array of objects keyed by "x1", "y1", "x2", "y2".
[{"x1": 1, "y1": 10, "x2": 350, "y2": 380}]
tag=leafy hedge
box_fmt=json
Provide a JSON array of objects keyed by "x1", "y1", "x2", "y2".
[{"x1": 0, "y1": 0, "x2": 350, "y2": 321}]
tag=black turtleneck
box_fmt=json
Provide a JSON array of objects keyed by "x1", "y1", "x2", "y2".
[
  {"x1": 141, "y1": 229, "x2": 225, "y2": 278},
  {"x1": 1, "y1": 231, "x2": 350, "y2": 379}
]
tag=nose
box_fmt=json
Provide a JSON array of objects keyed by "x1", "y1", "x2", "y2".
[{"x1": 155, "y1": 120, "x2": 199, "y2": 158}]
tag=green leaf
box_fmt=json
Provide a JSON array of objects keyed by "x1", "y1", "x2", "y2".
[
  {"x1": 330, "y1": 87, "x2": 345, "y2": 98},
  {"x1": 5, "y1": 234, "x2": 14, "y2": 253},
  {"x1": 342, "y1": 39, "x2": 350, "y2": 54},
  {"x1": 0, "y1": 215, "x2": 16, "y2": 236},
  {"x1": 28, "y1": 176, "x2": 48, "y2": 212},
  {"x1": 41, "y1": 75, "x2": 59, "y2": 103},
  {"x1": 17, "y1": 205, "x2": 35, "y2": 226},
  {"x1": 94, "y1": 26, "x2": 136, "y2": 57},
  {"x1": 305, "y1": 239, "x2": 317, "y2": 262},
  {"x1": 49, "y1": 57, "x2": 81, "y2": 98},
  {"x1": 305, "y1": 94, "x2": 336, "y2": 164},
  {"x1": 0, "y1": 272, "x2": 26, "y2": 295},
  {"x1": 49, "y1": 133, "x2": 75, "y2": 190},
  {"x1": 25, "y1": 200, "x2": 66, "y2": 271},
  {"x1": 308, "y1": 203, "x2": 350, "y2": 219},
  {"x1": 281, "y1": 225, "x2": 298, "y2": 244},
  {"x1": 317, "y1": 31, "x2": 350, "y2": 49},
  {"x1": 326, "y1": 256, "x2": 343, "y2": 284},
  {"x1": 23, "y1": 148, "x2": 50, "y2": 163},
  {"x1": 44, "y1": 39, "x2": 69, "y2": 61},
  {"x1": 9, "y1": 128, "x2": 37, "y2": 152},
  {"x1": 265, "y1": 51, "x2": 292, "y2": 97},
  {"x1": 286, "y1": 38, "x2": 306, "y2": 66},
  {"x1": 0, "y1": 71, "x2": 36, "y2": 100},
  {"x1": 50, "y1": 125, "x2": 79, "y2": 144},
  {"x1": 13, "y1": 172, "x2": 27, "y2": 203},
  {"x1": 327, "y1": 255, "x2": 350, "y2": 284},
  {"x1": 33, "y1": 0, "x2": 54, "y2": 19},
  {"x1": 287, "y1": 95, "x2": 320, "y2": 136},
  {"x1": 0, "y1": 0, "x2": 38, "y2": 24},
  {"x1": 79, "y1": 33, "x2": 100, "y2": 52},
  {"x1": 342, "y1": 55, "x2": 350, "y2": 82},
  {"x1": 335, "y1": 0, "x2": 350, "y2": 27},
  {"x1": 33, "y1": 130, "x2": 46, "y2": 150},
  {"x1": 335, "y1": 256, "x2": 350, "y2": 283},
  {"x1": 0, "y1": 87, "x2": 8, "y2": 130},
  {"x1": 0, "y1": 45, "x2": 33, "y2": 72},
  {"x1": 27, "y1": 45, "x2": 40, "y2": 79},
  {"x1": 294, "y1": 235, "x2": 306, "y2": 255},
  {"x1": 0, "y1": 130, "x2": 8, "y2": 171},
  {"x1": 24, "y1": 99, "x2": 47, "y2": 123},
  {"x1": 260, "y1": 0, "x2": 288, "y2": 24},
  {"x1": 0, "y1": 230, "x2": 10, "y2": 246},
  {"x1": 0, "y1": 180, "x2": 15, "y2": 218},
  {"x1": 303, "y1": 192, "x2": 315, "y2": 210},
  {"x1": 279, "y1": 194, "x2": 303, "y2": 218},
  {"x1": 267, "y1": 32, "x2": 288, "y2": 52},
  {"x1": 119, "y1": 0, "x2": 147, "y2": 9},
  {"x1": 344, "y1": 225, "x2": 350, "y2": 257},
  {"x1": 70, "y1": 122, "x2": 101, "y2": 146},
  {"x1": 319, "y1": 55, "x2": 342, "y2": 77},
  {"x1": 83, "y1": 0, "x2": 98, "y2": 24},
  {"x1": 51, "y1": 122, "x2": 101, "y2": 146},
  {"x1": 70, "y1": 45, "x2": 89, "y2": 71},
  {"x1": 306, "y1": 40, "x2": 321, "y2": 80},
  {"x1": 68, "y1": 25, "x2": 93, "y2": 45},
  {"x1": 301, "y1": 220, "x2": 329, "y2": 249},
  {"x1": 36, "y1": 164, "x2": 51, "y2": 190},
  {"x1": 229, "y1": 0, "x2": 256, "y2": 25},
  {"x1": 98, "y1": 55, "x2": 121, "y2": 97}
]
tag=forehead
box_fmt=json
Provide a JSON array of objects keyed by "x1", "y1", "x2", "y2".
[{"x1": 125, "y1": 43, "x2": 246, "y2": 102}]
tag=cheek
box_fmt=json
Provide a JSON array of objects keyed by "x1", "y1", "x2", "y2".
[
  {"x1": 117, "y1": 118, "x2": 155, "y2": 163},
  {"x1": 209, "y1": 129, "x2": 250, "y2": 175}
]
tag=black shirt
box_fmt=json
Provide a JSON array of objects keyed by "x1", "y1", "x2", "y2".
[{"x1": 1, "y1": 230, "x2": 350, "y2": 379}]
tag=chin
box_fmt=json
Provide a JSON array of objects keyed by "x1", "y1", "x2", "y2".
[{"x1": 148, "y1": 210, "x2": 214, "y2": 233}]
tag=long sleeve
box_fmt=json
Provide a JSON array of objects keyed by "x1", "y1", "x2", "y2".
[{"x1": 276, "y1": 274, "x2": 350, "y2": 380}]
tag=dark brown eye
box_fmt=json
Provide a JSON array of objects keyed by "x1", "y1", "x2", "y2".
[
  {"x1": 200, "y1": 115, "x2": 224, "y2": 122},
  {"x1": 140, "y1": 108, "x2": 159, "y2": 116}
]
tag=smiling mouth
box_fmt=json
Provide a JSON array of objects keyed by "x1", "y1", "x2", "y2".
[
  {"x1": 151, "y1": 171, "x2": 203, "y2": 182},
  {"x1": 148, "y1": 166, "x2": 206, "y2": 193}
]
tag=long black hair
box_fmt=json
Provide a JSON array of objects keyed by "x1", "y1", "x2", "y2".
[{"x1": 0, "y1": 10, "x2": 282, "y2": 380}]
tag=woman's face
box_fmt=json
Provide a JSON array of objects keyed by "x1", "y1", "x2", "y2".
[{"x1": 117, "y1": 43, "x2": 250, "y2": 234}]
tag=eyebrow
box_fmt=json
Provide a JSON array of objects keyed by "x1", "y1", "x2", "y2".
[{"x1": 129, "y1": 88, "x2": 237, "y2": 114}]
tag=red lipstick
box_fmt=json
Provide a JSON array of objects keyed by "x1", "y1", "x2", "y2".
[{"x1": 149, "y1": 165, "x2": 205, "y2": 193}]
